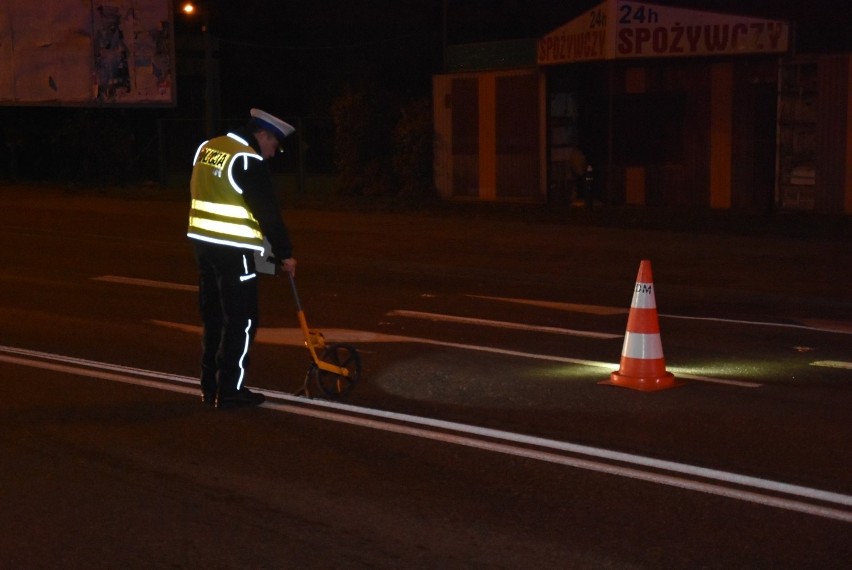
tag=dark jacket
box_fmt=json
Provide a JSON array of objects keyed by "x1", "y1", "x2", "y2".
[{"x1": 230, "y1": 128, "x2": 293, "y2": 261}]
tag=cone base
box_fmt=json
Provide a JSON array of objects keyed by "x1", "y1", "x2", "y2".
[{"x1": 599, "y1": 370, "x2": 685, "y2": 392}]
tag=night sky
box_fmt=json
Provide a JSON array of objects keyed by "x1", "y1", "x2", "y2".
[{"x1": 188, "y1": 0, "x2": 851, "y2": 118}]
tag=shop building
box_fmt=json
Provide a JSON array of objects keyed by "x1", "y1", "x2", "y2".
[{"x1": 432, "y1": 0, "x2": 852, "y2": 214}]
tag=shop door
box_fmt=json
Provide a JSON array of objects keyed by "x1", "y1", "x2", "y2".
[
  {"x1": 495, "y1": 73, "x2": 541, "y2": 199},
  {"x1": 450, "y1": 78, "x2": 479, "y2": 197}
]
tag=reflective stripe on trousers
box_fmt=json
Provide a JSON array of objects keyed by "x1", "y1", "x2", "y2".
[{"x1": 193, "y1": 241, "x2": 259, "y2": 394}]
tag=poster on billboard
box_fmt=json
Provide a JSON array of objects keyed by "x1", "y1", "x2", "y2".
[
  {"x1": 0, "y1": 0, "x2": 174, "y2": 106},
  {"x1": 538, "y1": 0, "x2": 790, "y2": 66}
]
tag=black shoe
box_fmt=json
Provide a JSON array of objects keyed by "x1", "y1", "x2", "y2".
[
  {"x1": 215, "y1": 387, "x2": 266, "y2": 409},
  {"x1": 201, "y1": 391, "x2": 216, "y2": 406}
]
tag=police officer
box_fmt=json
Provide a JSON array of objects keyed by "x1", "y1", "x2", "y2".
[{"x1": 187, "y1": 108, "x2": 297, "y2": 409}]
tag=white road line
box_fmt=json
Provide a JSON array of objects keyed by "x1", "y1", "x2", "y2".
[
  {"x1": 0, "y1": 345, "x2": 847, "y2": 522},
  {"x1": 261, "y1": 399, "x2": 852, "y2": 523},
  {"x1": 796, "y1": 319, "x2": 852, "y2": 334},
  {"x1": 387, "y1": 309, "x2": 621, "y2": 339},
  {"x1": 95, "y1": 275, "x2": 848, "y2": 336},
  {"x1": 0, "y1": 353, "x2": 198, "y2": 397},
  {"x1": 470, "y1": 293, "x2": 852, "y2": 335},
  {"x1": 661, "y1": 313, "x2": 852, "y2": 335},
  {"x1": 467, "y1": 295, "x2": 628, "y2": 315},
  {"x1": 92, "y1": 275, "x2": 197, "y2": 292}
]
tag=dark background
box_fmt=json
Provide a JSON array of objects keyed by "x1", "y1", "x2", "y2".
[
  {"x1": 196, "y1": 0, "x2": 852, "y2": 118},
  {"x1": 1, "y1": 0, "x2": 849, "y2": 184}
]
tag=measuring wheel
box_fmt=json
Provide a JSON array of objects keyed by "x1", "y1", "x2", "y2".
[{"x1": 307, "y1": 343, "x2": 361, "y2": 399}]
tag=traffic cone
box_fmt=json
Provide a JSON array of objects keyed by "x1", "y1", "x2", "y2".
[{"x1": 599, "y1": 259, "x2": 683, "y2": 391}]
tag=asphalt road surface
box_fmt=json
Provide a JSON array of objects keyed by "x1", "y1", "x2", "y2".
[{"x1": 1, "y1": 185, "x2": 850, "y2": 568}]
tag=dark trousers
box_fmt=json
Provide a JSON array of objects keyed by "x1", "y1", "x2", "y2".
[{"x1": 193, "y1": 241, "x2": 259, "y2": 395}]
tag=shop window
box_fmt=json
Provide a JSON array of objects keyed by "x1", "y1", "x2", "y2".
[{"x1": 776, "y1": 58, "x2": 817, "y2": 210}]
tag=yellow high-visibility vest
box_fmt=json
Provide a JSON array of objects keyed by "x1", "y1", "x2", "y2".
[{"x1": 187, "y1": 133, "x2": 265, "y2": 252}]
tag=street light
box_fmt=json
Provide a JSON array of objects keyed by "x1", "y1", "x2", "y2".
[{"x1": 181, "y1": 1, "x2": 219, "y2": 138}]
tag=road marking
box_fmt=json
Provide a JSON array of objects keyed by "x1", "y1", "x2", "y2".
[
  {"x1": 96, "y1": 275, "x2": 849, "y2": 336},
  {"x1": 796, "y1": 318, "x2": 852, "y2": 334},
  {"x1": 468, "y1": 295, "x2": 628, "y2": 315},
  {"x1": 0, "y1": 344, "x2": 845, "y2": 522},
  {"x1": 661, "y1": 313, "x2": 852, "y2": 335},
  {"x1": 0, "y1": 350, "x2": 198, "y2": 397},
  {"x1": 811, "y1": 360, "x2": 852, "y2": 370},
  {"x1": 150, "y1": 320, "x2": 760, "y2": 388},
  {"x1": 92, "y1": 275, "x2": 197, "y2": 292},
  {"x1": 471, "y1": 293, "x2": 852, "y2": 335},
  {"x1": 91, "y1": 277, "x2": 759, "y2": 388},
  {"x1": 387, "y1": 309, "x2": 621, "y2": 339}
]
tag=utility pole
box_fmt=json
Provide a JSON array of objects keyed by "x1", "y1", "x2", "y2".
[{"x1": 182, "y1": 2, "x2": 219, "y2": 138}]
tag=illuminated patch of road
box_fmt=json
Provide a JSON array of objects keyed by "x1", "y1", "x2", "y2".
[
  {"x1": 0, "y1": 344, "x2": 846, "y2": 523},
  {"x1": 90, "y1": 276, "x2": 760, "y2": 387},
  {"x1": 150, "y1": 320, "x2": 759, "y2": 388}
]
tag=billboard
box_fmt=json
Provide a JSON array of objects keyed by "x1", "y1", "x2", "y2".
[
  {"x1": 0, "y1": 0, "x2": 174, "y2": 106},
  {"x1": 538, "y1": 0, "x2": 790, "y2": 65}
]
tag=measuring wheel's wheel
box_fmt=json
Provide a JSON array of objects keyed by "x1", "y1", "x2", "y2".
[{"x1": 309, "y1": 343, "x2": 361, "y2": 399}]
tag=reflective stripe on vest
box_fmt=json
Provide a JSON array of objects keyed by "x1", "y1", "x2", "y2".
[
  {"x1": 188, "y1": 199, "x2": 263, "y2": 239},
  {"x1": 187, "y1": 133, "x2": 265, "y2": 251}
]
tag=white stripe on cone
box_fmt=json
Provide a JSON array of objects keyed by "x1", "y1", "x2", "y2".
[{"x1": 621, "y1": 332, "x2": 664, "y2": 359}]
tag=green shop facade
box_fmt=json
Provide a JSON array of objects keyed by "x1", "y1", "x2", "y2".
[{"x1": 432, "y1": 0, "x2": 852, "y2": 214}]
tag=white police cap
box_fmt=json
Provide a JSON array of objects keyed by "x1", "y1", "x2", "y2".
[{"x1": 249, "y1": 108, "x2": 295, "y2": 140}]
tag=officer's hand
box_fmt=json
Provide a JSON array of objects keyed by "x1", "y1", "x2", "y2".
[{"x1": 281, "y1": 257, "x2": 296, "y2": 277}]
